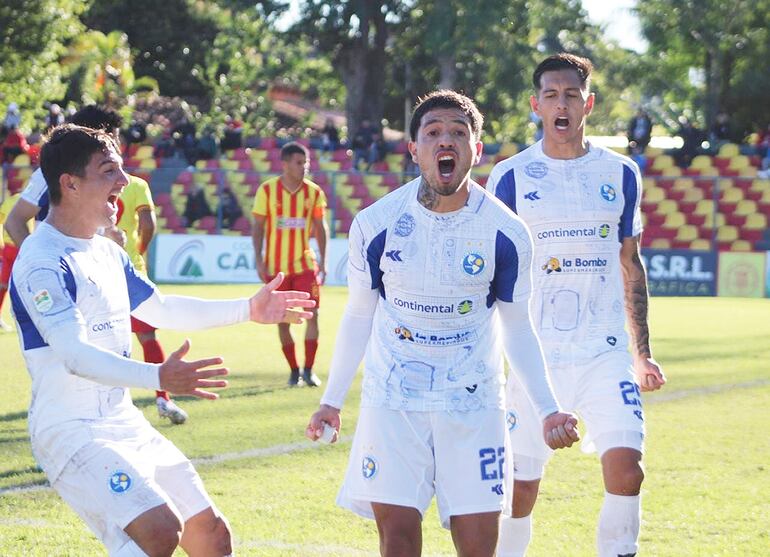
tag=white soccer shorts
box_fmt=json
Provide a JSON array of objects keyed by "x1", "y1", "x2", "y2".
[
  {"x1": 506, "y1": 351, "x2": 645, "y2": 481},
  {"x1": 52, "y1": 428, "x2": 213, "y2": 554},
  {"x1": 337, "y1": 405, "x2": 513, "y2": 529}
]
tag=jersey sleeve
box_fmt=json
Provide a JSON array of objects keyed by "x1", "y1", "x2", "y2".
[
  {"x1": 133, "y1": 176, "x2": 154, "y2": 212},
  {"x1": 20, "y1": 168, "x2": 47, "y2": 205},
  {"x1": 118, "y1": 248, "x2": 156, "y2": 309},
  {"x1": 491, "y1": 221, "x2": 533, "y2": 304},
  {"x1": 620, "y1": 162, "x2": 643, "y2": 238},
  {"x1": 311, "y1": 186, "x2": 327, "y2": 219},
  {"x1": 347, "y1": 215, "x2": 385, "y2": 292},
  {"x1": 487, "y1": 163, "x2": 518, "y2": 213},
  {"x1": 252, "y1": 184, "x2": 268, "y2": 217}
]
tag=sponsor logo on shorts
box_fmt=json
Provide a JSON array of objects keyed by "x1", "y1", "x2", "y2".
[
  {"x1": 525, "y1": 161, "x2": 548, "y2": 179},
  {"x1": 362, "y1": 456, "x2": 377, "y2": 479},
  {"x1": 394, "y1": 325, "x2": 476, "y2": 346},
  {"x1": 506, "y1": 410, "x2": 518, "y2": 431},
  {"x1": 542, "y1": 256, "x2": 609, "y2": 275},
  {"x1": 462, "y1": 253, "x2": 485, "y2": 275},
  {"x1": 394, "y1": 213, "x2": 416, "y2": 237},
  {"x1": 109, "y1": 471, "x2": 132, "y2": 493},
  {"x1": 600, "y1": 183, "x2": 617, "y2": 202},
  {"x1": 32, "y1": 289, "x2": 53, "y2": 313}
]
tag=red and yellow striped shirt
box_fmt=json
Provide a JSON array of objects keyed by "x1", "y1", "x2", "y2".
[{"x1": 251, "y1": 176, "x2": 327, "y2": 276}]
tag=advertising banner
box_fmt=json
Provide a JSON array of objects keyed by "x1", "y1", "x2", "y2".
[
  {"x1": 151, "y1": 234, "x2": 350, "y2": 286},
  {"x1": 717, "y1": 251, "x2": 766, "y2": 298},
  {"x1": 640, "y1": 249, "x2": 717, "y2": 296}
]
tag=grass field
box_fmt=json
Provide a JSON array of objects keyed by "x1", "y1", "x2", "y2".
[{"x1": 1, "y1": 285, "x2": 769, "y2": 556}]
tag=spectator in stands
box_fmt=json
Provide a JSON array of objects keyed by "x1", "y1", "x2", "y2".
[
  {"x1": 320, "y1": 118, "x2": 339, "y2": 160},
  {"x1": 366, "y1": 132, "x2": 388, "y2": 171},
  {"x1": 124, "y1": 119, "x2": 148, "y2": 148},
  {"x1": 173, "y1": 117, "x2": 198, "y2": 166},
  {"x1": 2, "y1": 102, "x2": 21, "y2": 134},
  {"x1": 756, "y1": 123, "x2": 770, "y2": 158},
  {"x1": 1, "y1": 125, "x2": 30, "y2": 164},
  {"x1": 197, "y1": 127, "x2": 219, "y2": 160},
  {"x1": 154, "y1": 130, "x2": 176, "y2": 159},
  {"x1": 43, "y1": 103, "x2": 64, "y2": 132},
  {"x1": 629, "y1": 144, "x2": 648, "y2": 173},
  {"x1": 182, "y1": 184, "x2": 213, "y2": 227},
  {"x1": 221, "y1": 115, "x2": 243, "y2": 151},
  {"x1": 218, "y1": 186, "x2": 243, "y2": 229},
  {"x1": 709, "y1": 111, "x2": 731, "y2": 146},
  {"x1": 675, "y1": 117, "x2": 703, "y2": 168},
  {"x1": 627, "y1": 108, "x2": 652, "y2": 154},
  {"x1": 352, "y1": 119, "x2": 377, "y2": 171}
]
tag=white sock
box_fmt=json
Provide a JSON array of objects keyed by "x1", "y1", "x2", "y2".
[
  {"x1": 597, "y1": 492, "x2": 640, "y2": 557},
  {"x1": 496, "y1": 515, "x2": 532, "y2": 557},
  {"x1": 113, "y1": 539, "x2": 149, "y2": 557}
]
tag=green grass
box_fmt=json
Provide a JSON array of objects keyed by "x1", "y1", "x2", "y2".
[{"x1": 1, "y1": 289, "x2": 769, "y2": 555}]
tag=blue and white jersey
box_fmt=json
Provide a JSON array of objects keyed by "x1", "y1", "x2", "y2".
[
  {"x1": 10, "y1": 222, "x2": 156, "y2": 480},
  {"x1": 19, "y1": 168, "x2": 50, "y2": 220},
  {"x1": 349, "y1": 177, "x2": 534, "y2": 412},
  {"x1": 487, "y1": 141, "x2": 643, "y2": 367}
]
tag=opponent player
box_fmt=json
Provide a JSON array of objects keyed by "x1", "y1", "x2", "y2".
[
  {"x1": 252, "y1": 142, "x2": 329, "y2": 387},
  {"x1": 487, "y1": 53, "x2": 666, "y2": 557},
  {"x1": 0, "y1": 181, "x2": 27, "y2": 331},
  {"x1": 5, "y1": 105, "x2": 188, "y2": 424},
  {"x1": 306, "y1": 90, "x2": 579, "y2": 556},
  {"x1": 10, "y1": 123, "x2": 315, "y2": 555}
]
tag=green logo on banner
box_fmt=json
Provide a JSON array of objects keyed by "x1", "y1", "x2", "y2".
[{"x1": 180, "y1": 256, "x2": 203, "y2": 277}]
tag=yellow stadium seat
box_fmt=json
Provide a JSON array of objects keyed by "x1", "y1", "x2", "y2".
[
  {"x1": 641, "y1": 213, "x2": 648, "y2": 226},
  {"x1": 12, "y1": 153, "x2": 30, "y2": 166},
  {"x1": 730, "y1": 240, "x2": 752, "y2": 251},
  {"x1": 139, "y1": 158, "x2": 157, "y2": 170},
  {"x1": 650, "y1": 238, "x2": 671, "y2": 249},
  {"x1": 662, "y1": 212, "x2": 686, "y2": 228},
  {"x1": 690, "y1": 155, "x2": 713, "y2": 170},
  {"x1": 135, "y1": 145, "x2": 154, "y2": 160},
  {"x1": 655, "y1": 199, "x2": 678, "y2": 214},
  {"x1": 193, "y1": 171, "x2": 212, "y2": 184},
  {"x1": 737, "y1": 166, "x2": 758, "y2": 177},
  {"x1": 716, "y1": 226, "x2": 738, "y2": 242},
  {"x1": 689, "y1": 238, "x2": 712, "y2": 251},
  {"x1": 249, "y1": 149, "x2": 268, "y2": 162},
  {"x1": 751, "y1": 179, "x2": 770, "y2": 192},
  {"x1": 319, "y1": 160, "x2": 340, "y2": 172},
  {"x1": 734, "y1": 200, "x2": 757, "y2": 216},
  {"x1": 675, "y1": 224, "x2": 698, "y2": 241},
  {"x1": 220, "y1": 159, "x2": 239, "y2": 171},
  {"x1": 644, "y1": 187, "x2": 665, "y2": 203},
  {"x1": 744, "y1": 213, "x2": 767, "y2": 230},
  {"x1": 651, "y1": 155, "x2": 674, "y2": 170},
  {"x1": 718, "y1": 143, "x2": 740, "y2": 157},
  {"x1": 757, "y1": 190, "x2": 770, "y2": 203},
  {"x1": 643, "y1": 177, "x2": 656, "y2": 190},
  {"x1": 702, "y1": 212, "x2": 726, "y2": 228},
  {"x1": 661, "y1": 166, "x2": 682, "y2": 177},
  {"x1": 252, "y1": 160, "x2": 271, "y2": 172},
  {"x1": 673, "y1": 178, "x2": 694, "y2": 190},
  {"x1": 694, "y1": 199, "x2": 714, "y2": 216},
  {"x1": 499, "y1": 143, "x2": 519, "y2": 157},
  {"x1": 728, "y1": 155, "x2": 751, "y2": 170},
  {"x1": 720, "y1": 187, "x2": 743, "y2": 203},
  {"x1": 645, "y1": 146, "x2": 664, "y2": 157},
  {"x1": 682, "y1": 188, "x2": 704, "y2": 202},
  {"x1": 228, "y1": 172, "x2": 245, "y2": 185}
]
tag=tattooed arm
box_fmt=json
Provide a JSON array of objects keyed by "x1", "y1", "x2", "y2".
[{"x1": 620, "y1": 235, "x2": 666, "y2": 392}]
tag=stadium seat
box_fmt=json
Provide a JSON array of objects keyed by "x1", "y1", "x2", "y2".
[
  {"x1": 681, "y1": 188, "x2": 704, "y2": 203},
  {"x1": 135, "y1": 145, "x2": 154, "y2": 160},
  {"x1": 734, "y1": 200, "x2": 757, "y2": 216},
  {"x1": 689, "y1": 238, "x2": 711, "y2": 250},
  {"x1": 744, "y1": 213, "x2": 767, "y2": 230},
  {"x1": 702, "y1": 211, "x2": 726, "y2": 228},
  {"x1": 718, "y1": 143, "x2": 740, "y2": 157},
  {"x1": 655, "y1": 199, "x2": 678, "y2": 215},
  {"x1": 674, "y1": 224, "x2": 698, "y2": 242},
  {"x1": 649, "y1": 238, "x2": 671, "y2": 249},
  {"x1": 719, "y1": 187, "x2": 743, "y2": 203},
  {"x1": 730, "y1": 240, "x2": 752, "y2": 251},
  {"x1": 716, "y1": 225, "x2": 739, "y2": 243},
  {"x1": 662, "y1": 212, "x2": 686, "y2": 229},
  {"x1": 12, "y1": 153, "x2": 31, "y2": 166},
  {"x1": 651, "y1": 155, "x2": 675, "y2": 171},
  {"x1": 660, "y1": 166, "x2": 682, "y2": 177},
  {"x1": 672, "y1": 177, "x2": 694, "y2": 190},
  {"x1": 643, "y1": 186, "x2": 665, "y2": 203}
]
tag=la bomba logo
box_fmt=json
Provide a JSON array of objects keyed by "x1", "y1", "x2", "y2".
[{"x1": 543, "y1": 255, "x2": 608, "y2": 274}]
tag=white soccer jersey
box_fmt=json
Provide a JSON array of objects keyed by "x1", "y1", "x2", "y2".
[
  {"x1": 348, "y1": 178, "x2": 535, "y2": 412},
  {"x1": 10, "y1": 223, "x2": 157, "y2": 481},
  {"x1": 19, "y1": 168, "x2": 49, "y2": 220},
  {"x1": 487, "y1": 141, "x2": 643, "y2": 367}
]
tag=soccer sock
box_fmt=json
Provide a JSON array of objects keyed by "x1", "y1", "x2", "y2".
[
  {"x1": 0, "y1": 286, "x2": 7, "y2": 312},
  {"x1": 140, "y1": 339, "x2": 168, "y2": 400},
  {"x1": 281, "y1": 342, "x2": 298, "y2": 370},
  {"x1": 496, "y1": 515, "x2": 531, "y2": 557},
  {"x1": 304, "y1": 339, "x2": 318, "y2": 370},
  {"x1": 597, "y1": 492, "x2": 640, "y2": 557}
]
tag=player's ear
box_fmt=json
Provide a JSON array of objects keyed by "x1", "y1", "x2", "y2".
[
  {"x1": 529, "y1": 94, "x2": 540, "y2": 116},
  {"x1": 59, "y1": 173, "x2": 78, "y2": 196},
  {"x1": 585, "y1": 92, "x2": 595, "y2": 116},
  {"x1": 407, "y1": 141, "x2": 418, "y2": 163}
]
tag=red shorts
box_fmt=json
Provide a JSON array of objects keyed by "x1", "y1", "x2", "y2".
[
  {"x1": 1, "y1": 244, "x2": 19, "y2": 285},
  {"x1": 270, "y1": 270, "x2": 320, "y2": 308},
  {"x1": 131, "y1": 316, "x2": 156, "y2": 335}
]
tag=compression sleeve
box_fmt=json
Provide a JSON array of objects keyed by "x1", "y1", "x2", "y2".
[
  {"x1": 319, "y1": 278, "x2": 378, "y2": 409},
  {"x1": 497, "y1": 299, "x2": 560, "y2": 421},
  {"x1": 45, "y1": 320, "x2": 161, "y2": 389},
  {"x1": 131, "y1": 290, "x2": 250, "y2": 330}
]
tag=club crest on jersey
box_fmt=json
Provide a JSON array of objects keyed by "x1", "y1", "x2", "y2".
[
  {"x1": 600, "y1": 184, "x2": 617, "y2": 202},
  {"x1": 462, "y1": 253, "x2": 485, "y2": 275},
  {"x1": 506, "y1": 410, "x2": 518, "y2": 431},
  {"x1": 394, "y1": 213, "x2": 416, "y2": 237},
  {"x1": 542, "y1": 257, "x2": 562, "y2": 274},
  {"x1": 109, "y1": 471, "x2": 132, "y2": 493},
  {"x1": 525, "y1": 161, "x2": 548, "y2": 179},
  {"x1": 362, "y1": 456, "x2": 378, "y2": 479},
  {"x1": 32, "y1": 289, "x2": 53, "y2": 313}
]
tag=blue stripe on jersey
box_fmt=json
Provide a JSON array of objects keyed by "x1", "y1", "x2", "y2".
[
  {"x1": 9, "y1": 279, "x2": 47, "y2": 350},
  {"x1": 487, "y1": 231, "x2": 519, "y2": 306},
  {"x1": 120, "y1": 251, "x2": 155, "y2": 310},
  {"x1": 60, "y1": 258, "x2": 77, "y2": 302},
  {"x1": 494, "y1": 170, "x2": 517, "y2": 213},
  {"x1": 37, "y1": 190, "x2": 50, "y2": 221},
  {"x1": 366, "y1": 229, "x2": 387, "y2": 299},
  {"x1": 619, "y1": 164, "x2": 638, "y2": 240}
]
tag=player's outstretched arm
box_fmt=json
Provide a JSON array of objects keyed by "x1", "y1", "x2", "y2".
[
  {"x1": 248, "y1": 272, "x2": 316, "y2": 324},
  {"x1": 620, "y1": 236, "x2": 666, "y2": 392},
  {"x1": 158, "y1": 339, "x2": 228, "y2": 400}
]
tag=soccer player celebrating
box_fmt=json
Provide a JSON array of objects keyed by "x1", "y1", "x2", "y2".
[
  {"x1": 10, "y1": 124, "x2": 315, "y2": 555},
  {"x1": 5, "y1": 105, "x2": 188, "y2": 424},
  {"x1": 487, "y1": 53, "x2": 666, "y2": 557},
  {"x1": 251, "y1": 142, "x2": 329, "y2": 387},
  {"x1": 306, "y1": 91, "x2": 578, "y2": 557}
]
